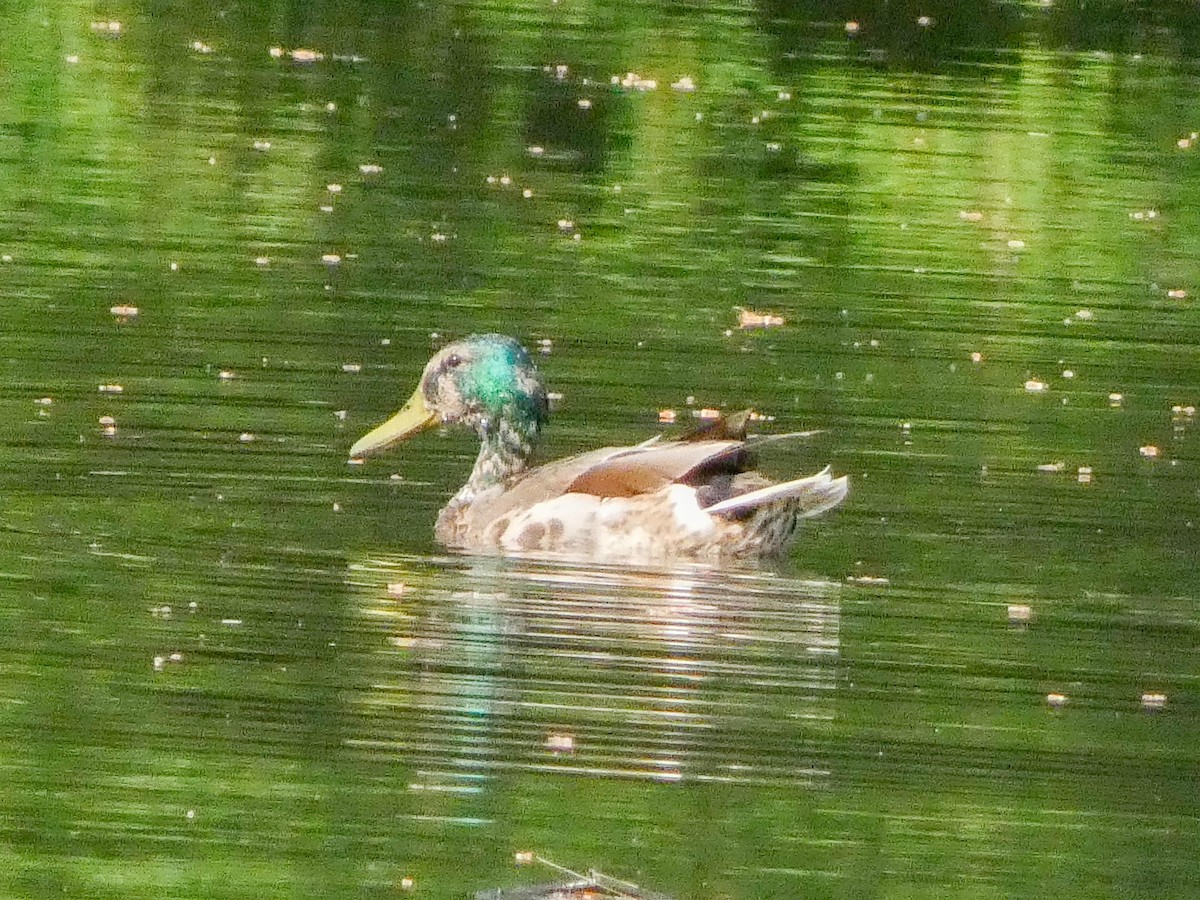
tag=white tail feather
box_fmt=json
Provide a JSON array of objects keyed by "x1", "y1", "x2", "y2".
[{"x1": 704, "y1": 466, "x2": 849, "y2": 518}]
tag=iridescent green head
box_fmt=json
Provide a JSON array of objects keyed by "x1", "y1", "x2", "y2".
[{"x1": 350, "y1": 334, "x2": 549, "y2": 459}]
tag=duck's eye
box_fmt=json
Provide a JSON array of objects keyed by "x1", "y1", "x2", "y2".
[{"x1": 444, "y1": 353, "x2": 463, "y2": 369}]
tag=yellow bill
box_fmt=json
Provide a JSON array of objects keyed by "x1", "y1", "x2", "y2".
[{"x1": 349, "y1": 386, "x2": 438, "y2": 459}]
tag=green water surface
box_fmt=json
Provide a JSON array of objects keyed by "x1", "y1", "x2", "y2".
[{"x1": 1, "y1": 2, "x2": 1198, "y2": 898}]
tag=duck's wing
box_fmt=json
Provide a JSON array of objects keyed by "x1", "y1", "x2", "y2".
[
  {"x1": 566, "y1": 439, "x2": 747, "y2": 497},
  {"x1": 463, "y1": 439, "x2": 747, "y2": 532}
]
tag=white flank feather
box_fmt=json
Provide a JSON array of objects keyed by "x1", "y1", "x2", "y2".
[{"x1": 704, "y1": 466, "x2": 849, "y2": 518}]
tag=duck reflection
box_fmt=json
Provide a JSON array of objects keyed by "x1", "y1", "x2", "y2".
[{"x1": 346, "y1": 555, "x2": 841, "y2": 788}]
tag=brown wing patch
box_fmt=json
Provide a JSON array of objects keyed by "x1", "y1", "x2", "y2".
[
  {"x1": 565, "y1": 465, "x2": 672, "y2": 498},
  {"x1": 566, "y1": 440, "x2": 748, "y2": 498}
]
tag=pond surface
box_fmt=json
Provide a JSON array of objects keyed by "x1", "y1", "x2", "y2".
[{"x1": 1, "y1": 2, "x2": 1199, "y2": 897}]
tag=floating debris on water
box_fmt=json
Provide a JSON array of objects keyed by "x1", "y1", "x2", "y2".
[
  {"x1": 289, "y1": 48, "x2": 324, "y2": 64},
  {"x1": 735, "y1": 306, "x2": 785, "y2": 329},
  {"x1": 847, "y1": 574, "x2": 890, "y2": 586},
  {"x1": 1007, "y1": 604, "x2": 1033, "y2": 626},
  {"x1": 1141, "y1": 692, "x2": 1167, "y2": 712},
  {"x1": 613, "y1": 71, "x2": 657, "y2": 91},
  {"x1": 479, "y1": 853, "x2": 674, "y2": 900}
]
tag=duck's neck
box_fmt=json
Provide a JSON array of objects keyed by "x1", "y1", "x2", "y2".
[{"x1": 452, "y1": 410, "x2": 541, "y2": 506}]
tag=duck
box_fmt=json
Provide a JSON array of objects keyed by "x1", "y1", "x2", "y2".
[{"x1": 349, "y1": 334, "x2": 848, "y2": 562}]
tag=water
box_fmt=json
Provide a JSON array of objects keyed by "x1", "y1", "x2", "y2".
[{"x1": 1, "y1": 3, "x2": 1199, "y2": 897}]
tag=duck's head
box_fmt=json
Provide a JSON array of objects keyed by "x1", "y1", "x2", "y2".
[{"x1": 349, "y1": 334, "x2": 549, "y2": 459}]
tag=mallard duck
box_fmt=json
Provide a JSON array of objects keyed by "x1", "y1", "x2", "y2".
[{"x1": 349, "y1": 334, "x2": 848, "y2": 561}]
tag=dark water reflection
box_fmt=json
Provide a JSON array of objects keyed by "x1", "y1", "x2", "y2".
[{"x1": 2, "y1": 1, "x2": 1200, "y2": 898}]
